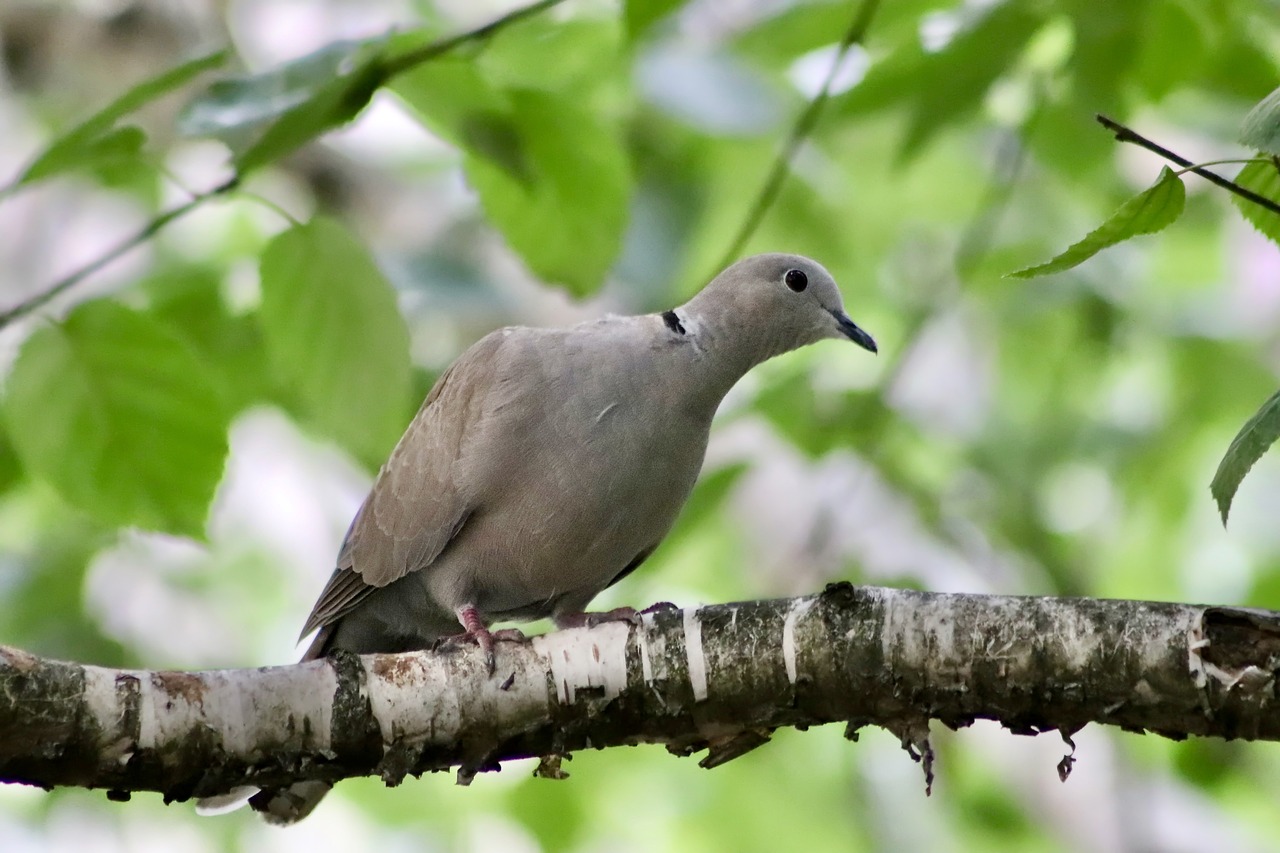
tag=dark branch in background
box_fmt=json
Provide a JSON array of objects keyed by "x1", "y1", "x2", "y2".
[
  {"x1": 2, "y1": 586, "x2": 1279, "y2": 803},
  {"x1": 0, "y1": 0, "x2": 570, "y2": 331},
  {"x1": 0, "y1": 177, "x2": 239, "y2": 329},
  {"x1": 1096, "y1": 114, "x2": 1280, "y2": 217},
  {"x1": 716, "y1": 0, "x2": 881, "y2": 272}
]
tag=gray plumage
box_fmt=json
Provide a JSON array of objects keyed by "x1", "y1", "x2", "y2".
[{"x1": 240, "y1": 253, "x2": 875, "y2": 823}]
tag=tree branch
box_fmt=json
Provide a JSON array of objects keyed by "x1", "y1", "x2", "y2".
[
  {"x1": 1096, "y1": 113, "x2": 1280, "y2": 217},
  {"x1": 2, "y1": 584, "x2": 1277, "y2": 810},
  {"x1": 0, "y1": 177, "x2": 240, "y2": 329}
]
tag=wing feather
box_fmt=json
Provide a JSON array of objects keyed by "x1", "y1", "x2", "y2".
[{"x1": 297, "y1": 331, "x2": 508, "y2": 638}]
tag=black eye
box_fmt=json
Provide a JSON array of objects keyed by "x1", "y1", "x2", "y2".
[{"x1": 784, "y1": 268, "x2": 808, "y2": 292}]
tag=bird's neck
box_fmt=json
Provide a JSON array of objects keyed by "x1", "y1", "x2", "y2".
[{"x1": 668, "y1": 296, "x2": 783, "y2": 398}]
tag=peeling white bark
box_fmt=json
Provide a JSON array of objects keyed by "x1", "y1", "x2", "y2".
[{"x1": 2, "y1": 584, "x2": 1279, "y2": 816}]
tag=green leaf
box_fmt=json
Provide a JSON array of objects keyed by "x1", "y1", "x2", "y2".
[
  {"x1": 391, "y1": 60, "x2": 532, "y2": 182},
  {"x1": 143, "y1": 266, "x2": 273, "y2": 414},
  {"x1": 1133, "y1": 0, "x2": 1210, "y2": 102},
  {"x1": 258, "y1": 219, "x2": 411, "y2": 464},
  {"x1": 0, "y1": 425, "x2": 21, "y2": 496},
  {"x1": 478, "y1": 18, "x2": 623, "y2": 95},
  {"x1": 1008, "y1": 167, "x2": 1186, "y2": 278},
  {"x1": 1231, "y1": 160, "x2": 1280, "y2": 247},
  {"x1": 1241, "y1": 85, "x2": 1280, "y2": 156},
  {"x1": 624, "y1": 0, "x2": 686, "y2": 41},
  {"x1": 2, "y1": 300, "x2": 231, "y2": 536},
  {"x1": 465, "y1": 90, "x2": 632, "y2": 295},
  {"x1": 179, "y1": 38, "x2": 391, "y2": 173},
  {"x1": 13, "y1": 50, "x2": 226, "y2": 188},
  {"x1": 1211, "y1": 388, "x2": 1280, "y2": 525},
  {"x1": 837, "y1": 3, "x2": 1043, "y2": 160}
]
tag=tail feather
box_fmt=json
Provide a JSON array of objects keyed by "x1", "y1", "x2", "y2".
[{"x1": 195, "y1": 786, "x2": 257, "y2": 816}]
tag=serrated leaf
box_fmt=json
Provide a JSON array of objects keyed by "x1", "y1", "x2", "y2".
[
  {"x1": 1231, "y1": 159, "x2": 1280, "y2": 247},
  {"x1": 258, "y1": 219, "x2": 411, "y2": 464},
  {"x1": 2, "y1": 300, "x2": 231, "y2": 536},
  {"x1": 1211, "y1": 388, "x2": 1280, "y2": 525},
  {"x1": 13, "y1": 50, "x2": 226, "y2": 189},
  {"x1": 465, "y1": 89, "x2": 632, "y2": 295},
  {"x1": 1241, "y1": 85, "x2": 1280, "y2": 156},
  {"x1": 179, "y1": 38, "x2": 391, "y2": 173},
  {"x1": 1008, "y1": 167, "x2": 1186, "y2": 278}
]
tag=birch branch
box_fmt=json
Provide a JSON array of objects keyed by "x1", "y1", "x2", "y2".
[{"x1": 2, "y1": 583, "x2": 1277, "y2": 808}]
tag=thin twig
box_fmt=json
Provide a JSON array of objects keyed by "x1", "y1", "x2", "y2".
[
  {"x1": 0, "y1": 177, "x2": 240, "y2": 329},
  {"x1": 1096, "y1": 114, "x2": 1280, "y2": 217},
  {"x1": 382, "y1": 0, "x2": 568, "y2": 77},
  {"x1": 716, "y1": 0, "x2": 881, "y2": 271}
]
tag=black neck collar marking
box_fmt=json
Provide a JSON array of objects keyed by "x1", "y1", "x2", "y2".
[{"x1": 662, "y1": 309, "x2": 686, "y2": 335}]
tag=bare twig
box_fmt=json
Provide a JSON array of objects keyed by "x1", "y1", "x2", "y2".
[
  {"x1": 0, "y1": 177, "x2": 239, "y2": 329},
  {"x1": 0, "y1": 0, "x2": 569, "y2": 330},
  {"x1": 716, "y1": 0, "x2": 881, "y2": 272},
  {"x1": 1096, "y1": 114, "x2": 1280, "y2": 217}
]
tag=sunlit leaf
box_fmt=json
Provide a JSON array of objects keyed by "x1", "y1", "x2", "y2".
[
  {"x1": 2, "y1": 300, "x2": 231, "y2": 536},
  {"x1": 392, "y1": 60, "x2": 531, "y2": 181},
  {"x1": 465, "y1": 89, "x2": 632, "y2": 295},
  {"x1": 1211, "y1": 388, "x2": 1280, "y2": 525},
  {"x1": 479, "y1": 17, "x2": 623, "y2": 95},
  {"x1": 143, "y1": 266, "x2": 273, "y2": 414},
  {"x1": 1008, "y1": 167, "x2": 1186, "y2": 278},
  {"x1": 1231, "y1": 159, "x2": 1280, "y2": 247},
  {"x1": 258, "y1": 218, "x2": 411, "y2": 465},
  {"x1": 13, "y1": 50, "x2": 226, "y2": 188},
  {"x1": 1240, "y1": 84, "x2": 1280, "y2": 156}
]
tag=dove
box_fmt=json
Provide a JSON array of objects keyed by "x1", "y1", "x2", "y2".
[{"x1": 237, "y1": 253, "x2": 876, "y2": 823}]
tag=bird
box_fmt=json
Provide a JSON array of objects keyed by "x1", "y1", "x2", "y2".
[{"x1": 231, "y1": 253, "x2": 876, "y2": 823}]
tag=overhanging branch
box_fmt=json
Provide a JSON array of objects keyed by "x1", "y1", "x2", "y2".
[{"x1": 2, "y1": 583, "x2": 1277, "y2": 806}]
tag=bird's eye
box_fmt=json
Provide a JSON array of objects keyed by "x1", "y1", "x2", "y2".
[{"x1": 784, "y1": 269, "x2": 808, "y2": 292}]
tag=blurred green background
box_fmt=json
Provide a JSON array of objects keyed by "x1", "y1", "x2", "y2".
[{"x1": 3, "y1": 0, "x2": 1280, "y2": 850}]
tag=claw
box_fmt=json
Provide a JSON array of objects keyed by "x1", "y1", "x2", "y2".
[
  {"x1": 452, "y1": 605, "x2": 525, "y2": 675},
  {"x1": 555, "y1": 605, "x2": 660, "y2": 630}
]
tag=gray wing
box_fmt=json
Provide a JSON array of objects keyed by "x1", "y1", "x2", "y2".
[{"x1": 298, "y1": 331, "x2": 508, "y2": 639}]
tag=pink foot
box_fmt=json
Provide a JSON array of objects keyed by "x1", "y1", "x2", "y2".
[{"x1": 449, "y1": 605, "x2": 526, "y2": 674}]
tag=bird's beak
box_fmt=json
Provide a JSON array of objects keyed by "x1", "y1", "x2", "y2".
[{"x1": 830, "y1": 309, "x2": 877, "y2": 353}]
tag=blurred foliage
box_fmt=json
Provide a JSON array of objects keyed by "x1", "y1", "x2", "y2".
[{"x1": 3, "y1": 0, "x2": 1280, "y2": 851}]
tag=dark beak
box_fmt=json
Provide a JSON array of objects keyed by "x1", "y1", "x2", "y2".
[{"x1": 830, "y1": 310, "x2": 877, "y2": 353}]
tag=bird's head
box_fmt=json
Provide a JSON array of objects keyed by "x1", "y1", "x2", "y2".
[{"x1": 687, "y1": 253, "x2": 877, "y2": 362}]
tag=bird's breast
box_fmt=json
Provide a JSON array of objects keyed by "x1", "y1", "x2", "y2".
[{"x1": 463, "y1": 390, "x2": 711, "y2": 617}]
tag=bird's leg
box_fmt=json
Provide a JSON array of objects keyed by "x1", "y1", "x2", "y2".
[
  {"x1": 554, "y1": 601, "x2": 679, "y2": 630},
  {"x1": 451, "y1": 605, "x2": 525, "y2": 675}
]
